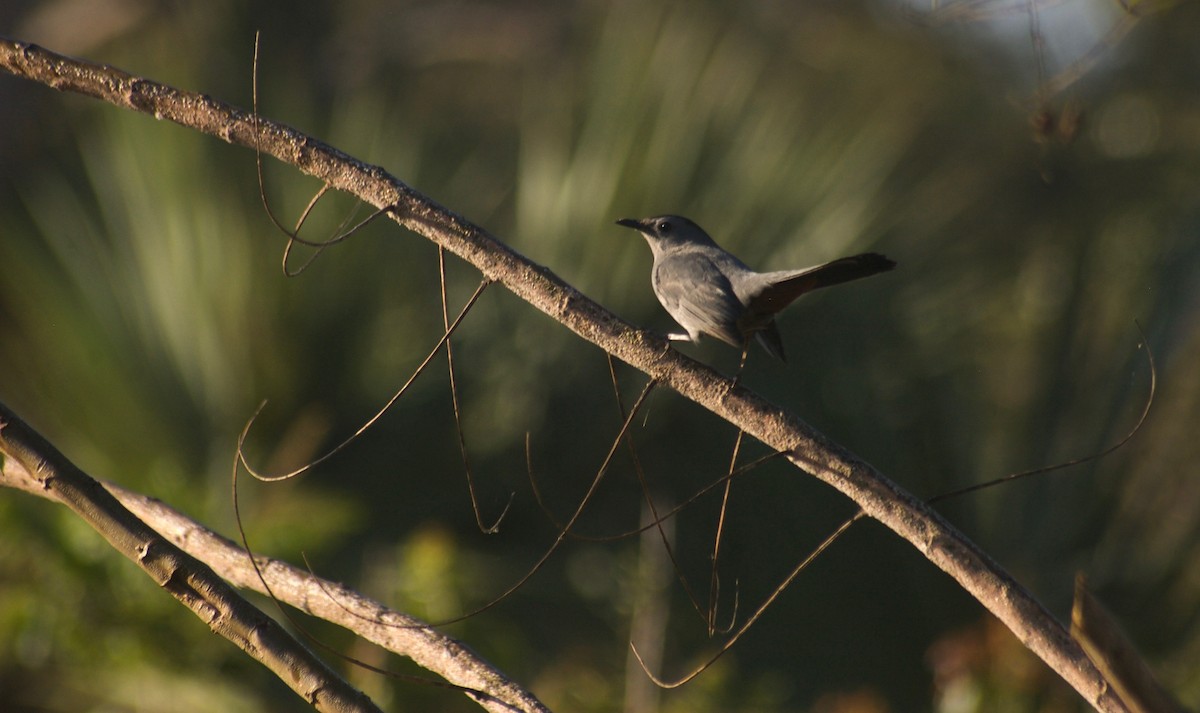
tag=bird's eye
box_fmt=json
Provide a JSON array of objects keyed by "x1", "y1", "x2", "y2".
[{"x1": 657, "y1": 221, "x2": 672, "y2": 234}]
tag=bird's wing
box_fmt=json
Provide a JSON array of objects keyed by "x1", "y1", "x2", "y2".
[
  {"x1": 653, "y1": 253, "x2": 745, "y2": 347},
  {"x1": 746, "y1": 253, "x2": 895, "y2": 316}
]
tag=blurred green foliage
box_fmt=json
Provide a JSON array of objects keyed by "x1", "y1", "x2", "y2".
[{"x1": 1, "y1": 0, "x2": 1199, "y2": 711}]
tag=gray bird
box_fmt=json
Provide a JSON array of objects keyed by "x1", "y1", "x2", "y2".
[{"x1": 615, "y1": 215, "x2": 895, "y2": 362}]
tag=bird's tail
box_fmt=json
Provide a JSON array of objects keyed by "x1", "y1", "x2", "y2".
[{"x1": 748, "y1": 253, "x2": 895, "y2": 315}]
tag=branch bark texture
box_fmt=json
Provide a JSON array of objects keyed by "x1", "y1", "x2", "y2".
[{"x1": 0, "y1": 36, "x2": 1125, "y2": 711}]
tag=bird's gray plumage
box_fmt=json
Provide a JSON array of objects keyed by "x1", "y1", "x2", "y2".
[{"x1": 616, "y1": 215, "x2": 895, "y2": 361}]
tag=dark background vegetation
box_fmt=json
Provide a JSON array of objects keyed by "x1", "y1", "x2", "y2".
[{"x1": 1, "y1": 0, "x2": 1197, "y2": 711}]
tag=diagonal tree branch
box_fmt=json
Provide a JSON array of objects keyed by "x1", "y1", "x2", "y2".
[
  {"x1": 0, "y1": 402, "x2": 383, "y2": 713},
  {"x1": 0, "y1": 36, "x2": 1128, "y2": 711},
  {"x1": 128, "y1": 481, "x2": 549, "y2": 713},
  {"x1": 0, "y1": 402, "x2": 550, "y2": 713}
]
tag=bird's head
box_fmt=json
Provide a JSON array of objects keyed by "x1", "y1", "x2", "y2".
[{"x1": 615, "y1": 215, "x2": 715, "y2": 251}]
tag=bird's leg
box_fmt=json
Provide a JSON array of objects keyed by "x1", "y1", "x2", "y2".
[{"x1": 731, "y1": 340, "x2": 750, "y2": 387}]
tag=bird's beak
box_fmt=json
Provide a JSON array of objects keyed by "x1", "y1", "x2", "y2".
[{"x1": 615, "y1": 218, "x2": 643, "y2": 232}]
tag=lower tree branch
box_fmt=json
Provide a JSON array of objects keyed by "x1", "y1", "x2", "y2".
[
  {"x1": 0, "y1": 402, "x2": 382, "y2": 713},
  {"x1": 112, "y1": 479, "x2": 550, "y2": 713},
  {"x1": 0, "y1": 401, "x2": 550, "y2": 713}
]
